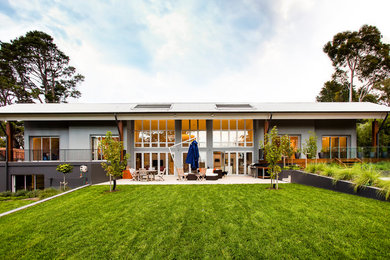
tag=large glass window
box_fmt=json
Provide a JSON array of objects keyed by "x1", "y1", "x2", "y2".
[
  {"x1": 30, "y1": 137, "x2": 59, "y2": 161},
  {"x1": 213, "y1": 151, "x2": 252, "y2": 175},
  {"x1": 213, "y1": 119, "x2": 253, "y2": 147},
  {"x1": 276, "y1": 135, "x2": 300, "y2": 158},
  {"x1": 12, "y1": 175, "x2": 44, "y2": 192},
  {"x1": 91, "y1": 135, "x2": 119, "y2": 160},
  {"x1": 182, "y1": 120, "x2": 206, "y2": 147},
  {"x1": 135, "y1": 120, "x2": 175, "y2": 147},
  {"x1": 322, "y1": 136, "x2": 348, "y2": 158},
  {"x1": 135, "y1": 152, "x2": 174, "y2": 175}
]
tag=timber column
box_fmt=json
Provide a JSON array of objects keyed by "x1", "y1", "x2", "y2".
[
  {"x1": 6, "y1": 121, "x2": 13, "y2": 162},
  {"x1": 372, "y1": 120, "x2": 379, "y2": 147}
]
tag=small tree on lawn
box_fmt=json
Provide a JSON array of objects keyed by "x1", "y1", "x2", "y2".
[
  {"x1": 56, "y1": 163, "x2": 73, "y2": 191},
  {"x1": 280, "y1": 134, "x2": 294, "y2": 167},
  {"x1": 100, "y1": 131, "x2": 129, "y2": 192},
  {"x1": 262, "y1": 126, "x2": 283, "y2": 189},
  {"x1": 303, "y1": 131, "x2": 318, "y2": 159}
]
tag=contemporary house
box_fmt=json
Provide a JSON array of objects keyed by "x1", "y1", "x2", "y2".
[{"x1": 0, "y1": 102, "x2": 388, "y2": 192}]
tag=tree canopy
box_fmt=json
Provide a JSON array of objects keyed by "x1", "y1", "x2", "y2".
[
  {"x1": 0, "y1": 30, "x2": 84, "y2": 105},
  {"x1": 323, "y1": 25, "x2": 390, "y2": 102},
  {"x1": 100, "y1": 131, "x2": 129, "y2": 191}
]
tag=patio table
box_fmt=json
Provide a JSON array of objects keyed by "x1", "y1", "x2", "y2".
[{"x1": 146, "y1": 170, "x2": 158, "y2": 181}]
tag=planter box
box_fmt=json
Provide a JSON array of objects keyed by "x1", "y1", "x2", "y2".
[{"x1": 279, "y1": 170, "x2": 387, "y2": 201}]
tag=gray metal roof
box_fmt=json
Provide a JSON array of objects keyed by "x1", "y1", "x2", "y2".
[{"x1": 0, "y1": 102, "x2": 388, "y2": 114}]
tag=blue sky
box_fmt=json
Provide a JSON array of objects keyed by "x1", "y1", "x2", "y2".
[{"x1": 0, "y1": 0, "x2": 389, "y2": 103}]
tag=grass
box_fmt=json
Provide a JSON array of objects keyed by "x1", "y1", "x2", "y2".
[
  {"x1": 0, "y1": 199, "x2": 35, "y2": 214},
  {"x1": 0, "y1": 188, "x2": 61, "y2": 214},
  {"x1": 0, "y1": 184, "x2": 390, "y2": 259},
  {"x1": 305, "y1": 163, "x2": 390, "y2": 199}
]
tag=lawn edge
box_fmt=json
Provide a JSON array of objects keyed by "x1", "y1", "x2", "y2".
[{"x1": 0, "y1": 184, "x2": 90, "y2": 218}]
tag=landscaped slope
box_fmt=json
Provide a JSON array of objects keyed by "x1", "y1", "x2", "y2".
[{"x1": 0, "y1": 184, "x2": 389, "y2": 259}]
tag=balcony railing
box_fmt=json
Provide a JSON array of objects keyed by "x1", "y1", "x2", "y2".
[
  {"x1": 0, "y1": 147, "x2": 390, "y2": 162},
  {"x1": 0, "y1": 149, "x2": 109, "y2": 162},
  {"x1": 316, "y1": 147, "x2": 390, "y2": 160}
]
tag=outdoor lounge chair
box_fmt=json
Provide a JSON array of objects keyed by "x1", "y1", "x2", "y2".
[
  {"x1": 177, "y1": 168, "x2": 187, "y2": 181},
  {"x1": 155, "y1": 168, "x2": 166, "y2": 181},
  {"x1": 205, "y1": 169, "x2": 218, "y2": 180}
]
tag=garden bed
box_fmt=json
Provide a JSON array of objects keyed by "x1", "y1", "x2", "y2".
[{"x1": 279, "y1": 169, "x2": 387, "y2": 201}]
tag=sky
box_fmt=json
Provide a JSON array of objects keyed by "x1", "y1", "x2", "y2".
[{"x1": 0, "y1": 0, "x2": 389, "y2": 103}]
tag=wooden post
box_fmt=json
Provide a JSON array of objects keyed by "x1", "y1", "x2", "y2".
[
  {"x1": 372, "y1": 120, "x2": 379, "y2": 159},
  {"x1": 264, "y1": 120, "x2": 269, "y2": 137},
  {"x1": 372, "y1": 120, "x2": 379, "y2": 147},
  {"x1": 6, "y1": 121, "x2": 13, "y2": 162}
]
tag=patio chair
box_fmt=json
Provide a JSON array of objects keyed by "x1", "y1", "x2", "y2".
[
  {"x1": 139, "y1": 168, "x2": 149, "y2": 181},
  {"x1": 130, "y1": 168, "x2": 138, "y2": 181},
  {"x1": 155, "y1": 168, "x2": 166, "y2": 181},
  {"x1": 197, "y1": 168, "x2": 206, "y2": 181},
  {"x1": 177, "y1": 168, "x2": 187, "y2": 181}
]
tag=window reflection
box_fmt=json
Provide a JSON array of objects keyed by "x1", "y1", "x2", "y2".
[
  {"x1": 134, "y1": 120, "x2": 175, "y2": 147},
  {"x1": 213, "y1": 119, "x2": 253, "y2": 147}
]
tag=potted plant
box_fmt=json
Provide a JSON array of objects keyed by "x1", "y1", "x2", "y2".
[
  {"x1": 318, "y1": 148, "x2": 328, "y2": 159},
  {"x1": 303, "y1": 131, "x2": 318, "y2": 159},
  {"x1": 357, "y1": 147, "x2": 363, "y2": 159},
  {"x1": 370, "y1": 147, "x2": 376, "y2": 158},
  {"x1": 294, "y1": 148, "x2": 301, "y2": 159},
  {"x1": 381, "y1": 147, "x2": 388, "y2": 158},
  {"x1": 56, "y1": 163, "x2": 73, "y2": 190}
]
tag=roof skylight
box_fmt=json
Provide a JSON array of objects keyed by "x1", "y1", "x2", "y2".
[
  {"x1": 215, "y1": 104, "x2": 253, "y2": 110},
  {"x1": 133, "y1": 104, "x2": 172, "y2": 109}
]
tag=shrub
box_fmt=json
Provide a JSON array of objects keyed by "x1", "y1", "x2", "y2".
[
  {"x1": 38, "y1": 188, "x2": 60, "y2": 199},
  {"x1": 322, "y1": 164, "x2": 339, "y2": 177},
  {"x1": 305, "y1": 163, "x2": 317, "y2": 173},
  {"x1": 305, "y1": 163, "x2": 327, "y2": 175},
  {"x1": 353, "y1": 168, "x2": 380, "y2": 192},
  {"x1": 0, "y1": 191, "x2": 13, "y2": 197},
  {"x1": 15, "y1": 190, "x2": 29, "y2": 197},
  {"x1": 376, "y1": 180, "x2": 390, "y2": 200},
  {"x1": 315, "y1": 163, "x2": 326, "y2": 173},
  {"x1": 332, "y1": 168, "x2": 357, "y2": 184},
  {"x1": 26, "y1": 190, "x2": 41, "y2": 198}
]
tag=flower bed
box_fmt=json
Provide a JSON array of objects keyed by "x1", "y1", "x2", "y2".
[{"x1": 279, "y1": 163, "x2": 390, "y2": 201}]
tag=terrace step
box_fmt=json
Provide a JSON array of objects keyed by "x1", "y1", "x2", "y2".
[{"x1": 334, "y1": 158, "x2": 362, "y2": 167}]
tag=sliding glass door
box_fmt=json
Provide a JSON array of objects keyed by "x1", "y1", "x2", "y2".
[
  {"x1": 135, "y1": 152, "x2": 174, "y2": 175},
  {"x1": 213, "y1": 151, "x2": 252, "y2": 175}
]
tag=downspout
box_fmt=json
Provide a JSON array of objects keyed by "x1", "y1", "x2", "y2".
[
  {"x1": 267, "y1": 113, "x2": 273, "y2": 134},
  {"x1": 377, "y1": 112, "x2": 389, "y2": 157},
  {"x1": 114, "y1": 114, "x2": 122, "y2": 142}
]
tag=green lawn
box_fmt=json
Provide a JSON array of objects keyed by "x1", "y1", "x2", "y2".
[
  {"x1": 0, "y1": 199, "x2": 35, "y2": 214},
  {"x1": 0, "y1": 184, "x2": 389, "y2": 259}
]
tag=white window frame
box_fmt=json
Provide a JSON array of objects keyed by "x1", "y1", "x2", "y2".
[
  {"x1": 135, "y1": 120, "x2": 175, "y2": 148},
  {"x1": 134, "y1": 152, "x2": 174, "y2": 175},
  {"x1": 213, "y1": 120, "x2": 253, "y2": 147},
  {"x1": 30, "y1": 136, "x2": 60, "y2": 161}
]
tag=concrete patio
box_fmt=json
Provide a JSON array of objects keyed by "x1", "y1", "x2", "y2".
[{"x1": 97, "y1": 175, "x2": 289, "y2": 185}]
